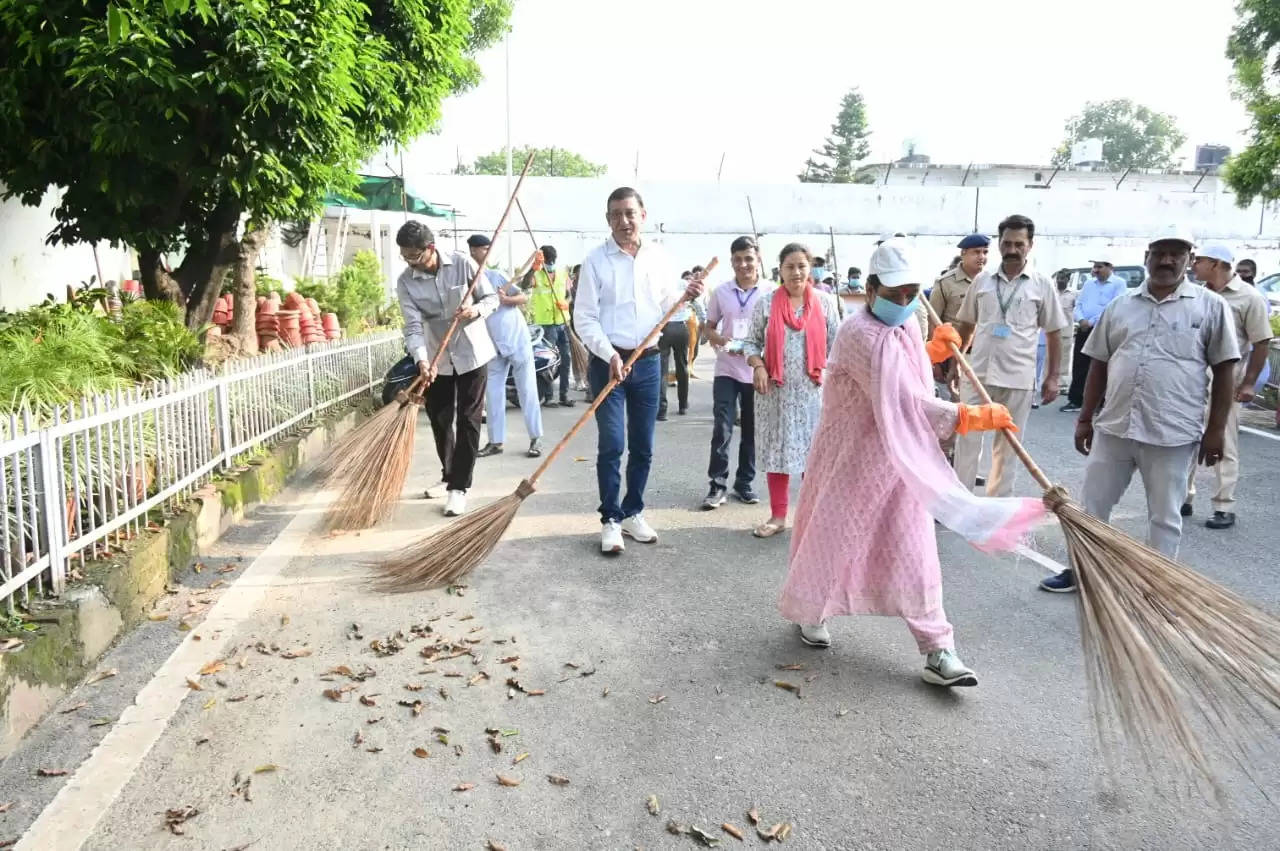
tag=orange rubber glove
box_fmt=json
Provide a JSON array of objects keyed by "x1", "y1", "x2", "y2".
[
  {"x1": 925, "y1": 323, "x2": 962, "y2": 364},
  {"x1": 955, "y1": 403, "x2": 1019, "y2": 435}
]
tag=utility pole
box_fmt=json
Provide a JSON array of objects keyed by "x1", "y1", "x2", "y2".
[
  {"x1": 717, "y1": 152, "x2": 726, "y2": 183},
  {"x1": 504, "y1": 29, "x2": 513, "y2": 271}
]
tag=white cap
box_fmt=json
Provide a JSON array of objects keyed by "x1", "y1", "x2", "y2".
[
  {"x1": 1195, "y1": 242, "x2": 1234, "y2": 265},
  {"x1": 1148, "y1": 227, "x2": 1195, "y2": 250},
  {"x1": 868, "y1": 238, "x2": 918, "y2": 287}
]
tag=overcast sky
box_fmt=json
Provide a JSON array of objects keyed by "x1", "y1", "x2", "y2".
[{"x1": 398, "y1": 0, "x2": 1251, "y2": 183}]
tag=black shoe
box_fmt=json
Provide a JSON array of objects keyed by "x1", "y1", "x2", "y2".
[
  {"x1": 1060, "y1": 403, "x2": 1081, "y2": 413},
  {"x1": 656, "y1": 411, "x2": 668, "y2": 421},
  {"x1": 733, "y1": 486, "x2": 760, "y2": 505},
  {"x1": 677, "y1": 407, "x2": 687, "y2": 415},
  {"x1": 1032, "y1": 402, "x2": 1040, "y2": 410},
  {"x1": 1205, "y1": 511, "x2": 1236, "y2": 530},
  {"x1": 1039, "y1": 569, "x2": 1077, "y2": 593},
  {"x1": 559, "y1": 398, "x2": 576, "y2": 408},
  {"x1": 701, "y1": 486, "x2": 727, "y2": 510},
  {"x1": 974, "y1": 476, "x2": 986, "y2": 488},
  {"x1": 477, "y1": 442, "x2": 503, "y2": 458},
  {"x1": 542, "y1": 399, "x2": 559, "y2": 408},
  {"x1": 1180, "y1": 502, "x2": 1193, "y2": 517}
]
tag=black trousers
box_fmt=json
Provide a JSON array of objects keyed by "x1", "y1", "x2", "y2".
[
  {"x1": 707, "y1": 376, "x2": 755, "y2": 491},
  {"x1": 657, "y1": 320, "x2": 690, "y2": 415},
  {"x1": 1066, "y1": 326, "x2": 1092, "y2": 406},
  {"x1": 424, "y1": 366, "x2": 486, "y2": 491}
]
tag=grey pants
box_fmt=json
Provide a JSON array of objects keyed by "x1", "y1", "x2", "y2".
[{"x1": 1081, "y1": 432, "x2": 1199, "y2": 559}]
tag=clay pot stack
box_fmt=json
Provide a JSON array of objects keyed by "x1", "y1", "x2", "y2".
[
  {"x1": 211, "y1": 293, "x2": 234, "y2": 328},
  {"x1": 256, "y1": 295, "x2": 282, "y2": 351},
  {"x1": 276, "y1": 309, "x2": 302, "y2": 348},
  {"x1": 322, "y1": 312, "x2": 341, "y2": 341}
]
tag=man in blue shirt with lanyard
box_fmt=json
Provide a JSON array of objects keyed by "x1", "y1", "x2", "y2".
[{"x1": 1061, "y1": 256, "x2": 1125, "y2": 413}]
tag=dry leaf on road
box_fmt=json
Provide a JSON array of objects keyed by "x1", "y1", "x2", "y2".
[
  {"x1": 0, "y1": 802, "x2": 12, "y2": 813},
  {"x1": 689, "y1": 826, "x2": 721, "y2": 846},
  {"x1": 836, "y1": 708, "x2": 849, "y2": 718},
  {"x1": 495, "y1": 774, "x2": 521, "y2": 787},
  {"x1": 648, "y1": 694, "x2": 667, "y2": 704},
  {"x1": 280, "y1": 647, "x2": 312, "y2": 659},
  {"x1": 59, "y1": 702, "x2": 88, "y2": 715},
  {"x1": 486, "y1": 841, "x2": 507, "y2": 851},
  {"x1": 186, "y1": 677, "x2": 203, "y2": 691},
  {"x1": 453, "y1": 782, "x2": 475, "y2": 792},
  {"x1": 36, "y1": 768, "x2": 68, "y2": 777},
  {"x1": 253, "y1": 764, "x2": 279, "y2": 774},
  {"x1": 773, "y1": 681, "x2": 802, "y2": 698},
  {"x1": 775, "y1": 663, "x2": 806, "y2": 671},
  {"x1": 646, "y1": 795, "x2": 660, "y2": 816},
  {"x1": 722, "y1": 823, "x2": 744, "y2": 841},
  {"x1": 87, "y1": 669, "x2": 118, "y2": 685},
  {"x1": 198, "y1": 660, "x2": 225, "y2": 676},
  {"x1": 404, "y1": 683, "x2": 424, "y2": 691},
  {"x1": 547, "y1": 774, "x2": 570, "y2": 786},
  {"x1": 413, "y1": 747, "x2": 430, "y2": 759},
  {"x1": 201, "y1": 698, "x2": 216, "y2": 710},
  {"x1": 512, "y1": 752, "x2": 529, "y2": 765},
  {"x1": 148, "y1": 612, "x2": 170, "y2": 622},
  {"x1": 666, "y1": 820, "x2": 688, "y2": 835},
  {"x1": 217, "y1": 565, "x2": 237, "y2": 574},
  {"x1": 164, "y1": 805, "x2": 199, "y2": 835},
  {"x1": 359, "y1": 695, "x2": 377, "y2": 707},
  {"x1": 747, "y1": 807, "x2": 760, "y2": 826},
  {"x1": 353, "y1": 731, "x2": 364, "y2": 748}
]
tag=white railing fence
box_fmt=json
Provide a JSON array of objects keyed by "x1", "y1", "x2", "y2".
[{"x1": 0, "y1": 332, "x2": 403, "y2": 613}]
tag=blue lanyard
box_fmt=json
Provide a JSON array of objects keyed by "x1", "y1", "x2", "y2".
[{"x1": 733, "y1": 286, "x2": 757, "y2": 310}]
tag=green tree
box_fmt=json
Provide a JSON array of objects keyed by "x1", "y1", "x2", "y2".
[
  {"x1": 458, "y1": 146, "x2": 607, "y2": 177},
  {"x1": 1050, "y1": 99, "x2": 1187, "y2": 169},
  {"x1": 0, "y1": 0, "x2": 510, "y2": 331},
  {"x1": 799, "y1": 88, "x2": 874, "y2": 183},
  {"x1": 1223, "y1": 0, "x2": 1280, "y2": 204}
]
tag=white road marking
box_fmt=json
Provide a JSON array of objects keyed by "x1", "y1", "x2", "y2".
[
  {"x1": 17, "y1": 490, "x2": 326, "y2": 851},
  {"x1": 1241, "y1": 425, "x2": 1280, "y2": 443}
]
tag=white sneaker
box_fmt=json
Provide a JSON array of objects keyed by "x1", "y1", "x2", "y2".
[
  {"x1": 799, "y1": 623, "x2": 831, "y2": 648},
  {"x1": 601, "y1": 521, "x2": 625, "y2": 554},
  {"x1": 922, "y1": 649, "x2": 978, "y2": 687},
  {"x1": 443, "y1": 490, "x2": 467, "y2": 517},
  {"x1": 620, "y1": 513, "x2": 657, "y2": 543}
]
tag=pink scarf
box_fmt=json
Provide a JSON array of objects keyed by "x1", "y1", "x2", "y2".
[
  {"x1": 867, "y1": 316, "x2": 1044, "y2": 552},
  {"x1": 765, "y1": 285, "x2": 827, "y2": 386}
]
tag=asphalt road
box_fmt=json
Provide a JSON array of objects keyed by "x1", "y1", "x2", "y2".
[{"x1": 4, "y1": 373, "x2": 1280, "y2": 850}]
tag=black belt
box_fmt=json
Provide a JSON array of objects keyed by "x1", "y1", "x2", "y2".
[{"x1": 611, "y1": 345, "x2": 658, "y2": 362}]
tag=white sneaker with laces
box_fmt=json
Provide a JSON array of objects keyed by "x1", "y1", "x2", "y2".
[
  {"x1": 443, "y1": 490, "x2": 467, "y2": 517},
  {"x1": 922, "y1": 649, "x2": 978, "y2": 687},
  {"x1": 799, "y1": 623, "x2": 831, "y2": 648},
  {"x1": 601, "y1": 521, "x2": 625, "y2": 554},
  {"x1": 620, "y1": 513, "x2": 658, "y2": 543}
]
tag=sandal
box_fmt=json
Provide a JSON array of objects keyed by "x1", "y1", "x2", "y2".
[{"x1": 752, "y1": 520, "x2": 787, "y2": 538}]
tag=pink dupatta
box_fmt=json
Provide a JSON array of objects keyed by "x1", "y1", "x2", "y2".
[{"x1": 867, "y1": 316, "x2": 1043, "y2": 552}]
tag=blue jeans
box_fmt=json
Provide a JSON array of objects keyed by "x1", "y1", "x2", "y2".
[
  {"x1": 540, "y1": 324, "x2": 571, "y2": 400},
  {"x1": 707, "y1": 376, "x2": 755, "y2": 490},
  {"x1": 588, "y1": 353, "x2": 660, "y2": 523}
]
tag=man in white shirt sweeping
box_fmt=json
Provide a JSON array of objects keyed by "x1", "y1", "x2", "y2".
[{"x1": 574, "y1": 187, "x2": 706, "y2": 554}]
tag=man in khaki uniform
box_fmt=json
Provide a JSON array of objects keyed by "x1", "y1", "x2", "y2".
[
  {"x1": 1041, "y1": 233, "x2": 1239, "y2": 592},
  {"x1": 1184, "y1": 242, "x2": 1273, "y2": 530},
  {"x1": 929, "y1": 233, "x2": 989, "y2": 329},
  {"x1": 1054, "y1": 269, "x2": 1077, "y2": 385},
  {"x1": 953, "y1": 214, "x2": 1067, "y2": 497}
]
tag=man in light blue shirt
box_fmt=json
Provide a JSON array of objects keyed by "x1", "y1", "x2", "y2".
[
  {"x1": 468, "y1": 234, "x2": 544, "y2": 459},
  {"x1": 1062, "y1": 257, "x2": 1125, "y2": 412}
]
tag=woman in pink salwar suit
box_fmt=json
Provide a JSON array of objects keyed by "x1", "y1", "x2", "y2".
[{"x1": 778, "y1": 239, "x2": 1043, "y2": 688}]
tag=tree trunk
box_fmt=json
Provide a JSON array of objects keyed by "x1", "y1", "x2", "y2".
[
  {"x1": 228, "y1": 221, "x2": 269, "y2": 355},
  {"x1": 138, "y1": 249, "x2": 186, "y2": 306},
  {"x1": 178, "y1": 200, "x2": 244, "y2": 332}
]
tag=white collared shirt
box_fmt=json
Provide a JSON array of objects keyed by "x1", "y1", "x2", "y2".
[{"x1": 574, "y1": 236, "x2": 683, "y2": 362}]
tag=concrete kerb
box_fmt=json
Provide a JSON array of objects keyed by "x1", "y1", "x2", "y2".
[{"x1": 0, "y1": 402, "x2": 371, "y2": 756}]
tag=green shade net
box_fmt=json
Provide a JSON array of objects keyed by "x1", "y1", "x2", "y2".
[{"x1": 323, "y1": 175, "x2": 450, "y2": 217}]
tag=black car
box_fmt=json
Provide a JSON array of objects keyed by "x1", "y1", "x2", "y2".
[{"x1": 380, "y1": 324, "x2": 562, "y2": 408}]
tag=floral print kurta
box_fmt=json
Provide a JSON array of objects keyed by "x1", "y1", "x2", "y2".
[{"x1": 742, "y1": 288, "x2": 841, "y2": 475}]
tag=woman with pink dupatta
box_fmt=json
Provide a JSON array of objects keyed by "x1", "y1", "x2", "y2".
[
  {"x1": 779, "y1": 239, "x2": 1044, "y2": 688},
  {"x1": 742, "y1": 244, "x2": 841, "y2": 538}
]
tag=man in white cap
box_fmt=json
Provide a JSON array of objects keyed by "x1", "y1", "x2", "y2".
[
  {"x1": 1061, "y1": 255, "x2": 1124, "y2": 413},
  {"x1": 953, "y1": 214, "x2": 1067, "y2": 498},
  {"x1": 1183, "y1": 242, "x2": 1273, "y2": 530},
  {"x1": 1041, "y1": 232, "x2": 1240, "y2": 592}
]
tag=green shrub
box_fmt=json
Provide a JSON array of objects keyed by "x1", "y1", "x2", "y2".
[
  {"x1": 115, "y1": 299, "x2": 203, "y2": 380},
  {"x1": 1270, "y1": 313, "x2": 1280, "y2": 338},
  {"x1": 333, "y1": 251, "x2": 388, "y2": 330}
]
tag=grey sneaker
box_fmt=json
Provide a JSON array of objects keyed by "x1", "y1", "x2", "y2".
[
  {"x1": 799, "y1": 623, "x2": 831, "y2": 648},
  {"x1": 922, "y1": 649, "x2": 977, "y2": 687},
  {"x1": 527, "y1": 438, "x2": 543, "y2": 458},
  {"x1": 702, "y1": 486, "x2": 727, "y2": 510}
]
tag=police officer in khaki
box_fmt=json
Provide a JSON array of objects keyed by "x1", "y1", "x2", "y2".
[
  {"x1": 1184, "y1": 242, "x2": 1273, "y2": 530},
  {"x1": 929, "y1": 233, "x2": 988, "y2": 329},
  {"x1": 1053, "y1": 269, "x2": 1077, "y2": 385},
  {"x1": 953, "y1": 214, "x2": 1067, "y2": 497}
]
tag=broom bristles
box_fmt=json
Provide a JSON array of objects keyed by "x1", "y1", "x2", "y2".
[
  {"x1": 371, "y1": 488, "x2": 530, "y2": 592},
  {"x1": 1049, "y1": 490, "x2": 1280, "y2": 796},
  {"x1": 321, "y1": 401, "x2": 420, "y2": 532},
  {"x1": 568, "y1": 329, "x2": 590, "y2": 382},
  {"x1": 314, "y1": 394, "x2": 413, "y2": 481}
]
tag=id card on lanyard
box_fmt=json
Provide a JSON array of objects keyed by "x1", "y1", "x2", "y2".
[
  {"x1": 730, "y1": 286, "x2": 757, "y2": 339},
  {"x1": 993, "y1": 276, "x2": 1023, "y2": 338}
]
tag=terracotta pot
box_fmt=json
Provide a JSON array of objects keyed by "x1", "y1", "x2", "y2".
[
  {"x1": 321, "y1": 312, "x2": 340, "y2": 332},
  {"x1": 305, "y1": 297, "x2": 320, "y2": 316},
  {"x1": 284, "y1": 291, "x2": 306, "y2": 310},
  {"x1": 257, "y1": 299, "x2": 278, "y2": 317}
]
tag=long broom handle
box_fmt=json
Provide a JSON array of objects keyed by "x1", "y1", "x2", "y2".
[
  {"x1": 922, "y1": 298, "x2": 1055, "y2": 493},
  {"x1": 422, "y1": 151, "x2": 536, "y2": 379},
  {"x1": 514, "y1": 198, "x2": 573, "y2": 329},
  {"x1": 526, "y1": 258, "x2": 720, "y2": 485}
]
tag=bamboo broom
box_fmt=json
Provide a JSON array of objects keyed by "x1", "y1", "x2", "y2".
[
  {"x1": 924, "y1": 297, "x2": 1280, "y2": 794},
  {"x1": 319, "y1": 152, "x2": 537, "y2": 532},
  {"x1": 514, "y1": 198, "x2": 591, "y2": 384},
  {"x1": 372, "y1": 258, "x2": 720, "y2": 591}
]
